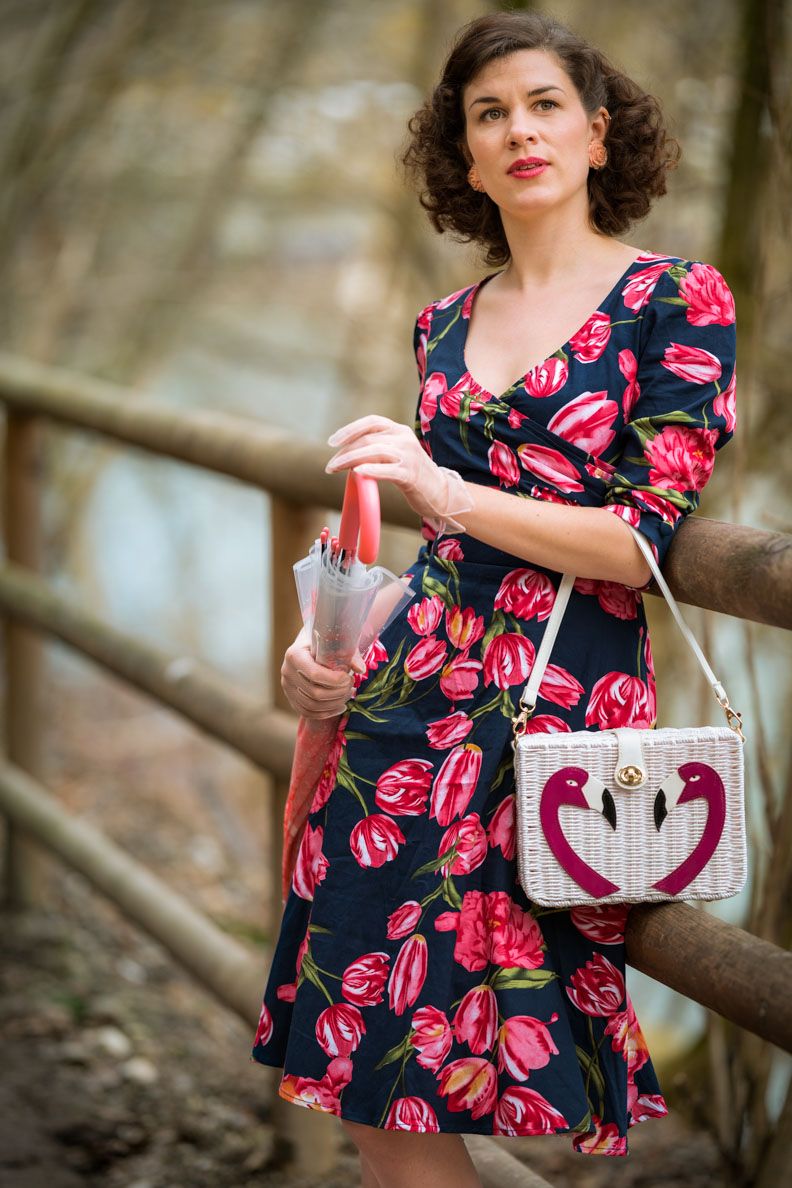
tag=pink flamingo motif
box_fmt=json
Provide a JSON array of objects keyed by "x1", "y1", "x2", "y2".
[
  {"x1": 539, "y1": 767, "x2": 619, "y2": 899},
  {"x1": 652, "y1": 761, "x2": 726, "y2": 895}
]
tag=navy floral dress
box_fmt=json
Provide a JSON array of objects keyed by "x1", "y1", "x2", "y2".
[{"x1": 252, "y1": 254, "x2": 736, "y2": 1155}]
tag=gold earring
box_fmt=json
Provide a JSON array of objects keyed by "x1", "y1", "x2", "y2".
[
  {"x1": 467, "y1": 164, "x2": 485, "y2": 193},
  {"x1": 588, "y1": 140, "x2": 608, "y2": 170}
]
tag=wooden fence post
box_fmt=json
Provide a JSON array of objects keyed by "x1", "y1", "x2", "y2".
[
  {"x1": 268, "y1": 493, "x2": 339, "y2": 1175},
  {"x1": 2, "y1": 410, "x2": 46, "y2": 905}
]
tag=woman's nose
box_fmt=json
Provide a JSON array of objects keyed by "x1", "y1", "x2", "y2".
[{"x1": 505, "y1": 108, "x2": 537, "y2": 146}]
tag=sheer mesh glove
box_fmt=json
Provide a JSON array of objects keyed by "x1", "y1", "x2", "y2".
[{"x1": 325, "y1": 415, "x2": 473, "y2": 533}]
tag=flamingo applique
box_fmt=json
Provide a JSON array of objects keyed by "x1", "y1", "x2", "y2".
[
  {"x1": 539, "y1": 767, "x2": 620, "y2": 899},
  {"x1": 652, "y1": 761, "x2": 726, "y2": 895}
]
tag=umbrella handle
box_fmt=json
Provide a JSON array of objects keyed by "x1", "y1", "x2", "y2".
[{"x1": 338, "y1": 471, "x2": 380, "y2": 564}]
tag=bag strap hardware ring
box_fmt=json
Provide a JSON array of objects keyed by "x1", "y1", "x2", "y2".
[
  {"x1": 511, "y1": 698, "x2": 535, "y2": 745},
  {"x1": 717, "y1": 694, "x2": 746, "y2": 742}
]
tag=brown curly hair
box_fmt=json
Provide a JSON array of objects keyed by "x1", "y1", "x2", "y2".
[{"x1": 402, "y1": 11, "x2": 680, "y2": 266}]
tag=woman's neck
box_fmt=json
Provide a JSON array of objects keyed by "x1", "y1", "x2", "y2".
[{"x1": 498, "y1": 206, "x2": 620, "y2": 291}]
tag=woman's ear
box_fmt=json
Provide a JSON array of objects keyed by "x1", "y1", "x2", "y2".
[{"x1": 591, "y1": 106, "x2": 610, "y2": 141}]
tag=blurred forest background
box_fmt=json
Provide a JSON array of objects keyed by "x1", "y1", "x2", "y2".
[{"x1": 0, "y1": 0, "x2": 790, "y2": 1186}]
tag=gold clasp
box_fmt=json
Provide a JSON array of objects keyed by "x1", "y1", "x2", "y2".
[
  {"x1": 717, "y1": 694, "x2": 746, "y2": 743},
  {"x1": 616, "y1": 764, "x2": 645, "y2": 788},
  {"x1": 511, "y1": 699, "x2": 535, "y2": 746}
]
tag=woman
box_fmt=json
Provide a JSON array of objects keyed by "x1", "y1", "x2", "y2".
[{"x1": 252, "y1": 11, "x2": 736, "y2": 1186}]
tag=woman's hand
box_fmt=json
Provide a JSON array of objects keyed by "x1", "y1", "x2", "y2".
[
  {"x1": 325, "y1": 415, "x2": 472, "y2": 530},
  {"x1": 281, "y1": 628, "x2": 364, "y2": 719}
]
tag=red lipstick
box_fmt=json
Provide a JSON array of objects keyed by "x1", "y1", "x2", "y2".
[{"x1": 508, "y1": 157, "x2": 548, "y2": 177}]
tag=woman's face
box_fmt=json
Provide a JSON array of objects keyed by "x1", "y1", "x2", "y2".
[{"x1": 462, "y1": 49, "x2": 607, "y2": 226}]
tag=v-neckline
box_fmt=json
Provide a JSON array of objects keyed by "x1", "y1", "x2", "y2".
[{"x1": 462, "y1": 255, "x2": 647, "y2": 400}]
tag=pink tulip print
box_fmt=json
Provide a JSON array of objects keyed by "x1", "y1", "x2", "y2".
[
  {"x1": 569, "y1": 311, "x2": 611, "y2": 361},
  {"x1": 524, "y1": 355, "x2": 568, "y2": 397},
  {"x1": 341, "y1": 952, "x2": 390, "y2": 1007},
  {"x1": 315, "y1": 1003, "x2": 366, "y2": 1058},
  {"x1": 350, "y1": 815, "x2": 406, "y2": 868},
  {"x1": 452, "y1": 986, "x2": 499, "y2": 1054},
  {"x1": 410, "y1": 1005, "x2": 453, "y2": 1072},
  {"x1": 436, "y1": 1057, "x2": 498, "y2": 1119},
  {"x1": 385, "y1": 1096, "x2": 440, "y2": 1132},
  {"x1": 374, "y1": 759, "x2": 433, "y2": 815},
  {"x1": 429, "y1": 744, "x2": 483, "y2": 825},
  {"x1": 388, "y1": 934, "x2": 428, "y2": 1015},
  {"x1": 497, "y1": 1013, "x2": 560, "y2": 1080},
  {"x1": 494, "y1": 1087, "x2": 569, "y2": 1135},
  {"x1": 679, "y1": 262, "x2": 736, "y2": 326},
  {"x1": 547, "y1": 390, "x2": 619, "y2": 456}
]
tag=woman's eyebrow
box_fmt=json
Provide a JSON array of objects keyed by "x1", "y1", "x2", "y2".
[{"x1": 467, "y1": 85, "x2": 564, "y2": 112}]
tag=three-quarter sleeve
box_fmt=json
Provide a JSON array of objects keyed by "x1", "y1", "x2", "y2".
[{"x1": 602, "y1": 261, "x2": 736, "y2": 566}]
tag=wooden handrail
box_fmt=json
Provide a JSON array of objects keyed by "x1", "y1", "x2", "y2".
[
  {"x1": 0, "y1": 560, "x2": 297, "y2": 780},
  {"x1": 0, "y1": 351, "x2": 414, "y2": 525},
  {"x1": 626, "y1": 903, "x2": 792, "y2": 1053}
]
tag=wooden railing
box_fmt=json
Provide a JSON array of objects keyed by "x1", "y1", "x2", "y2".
[{"x1": 1, "y1": 351, "x2": 791, "y2": 1182}]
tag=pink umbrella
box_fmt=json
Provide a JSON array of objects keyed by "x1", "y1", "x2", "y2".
[{"x1": 282, "y1": 472, "x2": 413, "y2": 900}]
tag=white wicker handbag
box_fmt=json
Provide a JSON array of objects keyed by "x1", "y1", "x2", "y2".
[{"x1": 513, "y1": 526, "x2": 747, "y2": 907}]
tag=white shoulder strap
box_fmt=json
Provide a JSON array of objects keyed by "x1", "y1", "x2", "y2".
[{"x1": 513, "y1": 525, "x2": 744, "y2": 739}]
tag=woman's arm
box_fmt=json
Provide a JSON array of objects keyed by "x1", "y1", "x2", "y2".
[
  {"x1": 325, "y1": 416, "x2": 651, "y2": 587},
  {"x1": 451, "y1": 483, "x2": 651, "y2": 586}
]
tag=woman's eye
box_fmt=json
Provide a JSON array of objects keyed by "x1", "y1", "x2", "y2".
[
  {"x1": 537, "y1": 99, "x2": 557, "y2": 112},
  {"x1": 481, "y1": 108, "x2": 503, "y2": 122}
]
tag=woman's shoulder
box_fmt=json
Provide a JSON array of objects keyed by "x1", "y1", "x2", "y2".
[
  {"x1": 414, "y1": 273, "x2": 502, "y2": 333},
  {"x1": 622, "y1": 253, "x2": 735, "y2": 327}
]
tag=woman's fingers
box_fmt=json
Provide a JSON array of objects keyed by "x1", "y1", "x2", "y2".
[
  {"x1": 288, "y1": 682, "x2": 352, "y2": 719},
  {"x1": 328, "y1": 415, "x2": 399, "y2": 447},
  {"x1": 325, "y1": 443, "x2": 403, "y2": 474},
  {"x1": 281, "y1": 639, "x2": 355, "y2": 717},
  {"x1": 282, "y1": 644, "x2": 353, "y2": 691}
]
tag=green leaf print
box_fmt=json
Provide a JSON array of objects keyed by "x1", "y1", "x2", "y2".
[
  {"x1": 626, "y1": 412, "x2": 696, "y2": 448},
  {"x1": 434, "y1": 554, "x2": 461, "y2": 604},
  {"x1": 489, "y1": 751, "x2": 514, "y2": 794},
  {"x1": 571, "y1": 1108, "x2": 593, "y2": 1135},
  {"x1": 347, "y1": 704, "x2": 392, "y2": 724},
  {"x1": 492, "y1": 967, "x2": 558, "y2": 991},
  {"x1": 576, "y1": 1043, "x2": 606, "y2": 1112},
  {"x1": 442, "y1": 875, "x2": 463, "y2": 909},
  {"x1": 482, "y1": 400, "x2": 511, "y2": 442},
  {"x1": 373, "y1": 1033, "x2": 413, "y2": 1072},
  {"x1": 394, "y1": 674, "x2": 417, "y2": 706},
  {"x1": 498, "y1": 688, "x2": 516, "y2": 719},
  {"x1": 299, "y1": 954, "x2": 334, "y2": 1005},
  {"x1": 666, "y1": 262, "x2": 690, "y2": 285},
  {"x1": 354, "y1": 638, "x2": 407, "y2": 704},
  {"x1": 334, "y1": 752, "x2": 369, "y2": 813},
  {"x1": 655, "y1": 296, "x2": 689, "y2": 308},
  {"x1": 427, "y1": 305, "x2": 462, "y2": 351},
  {"x1": 610, "y1": 479, "x2": 691, "y2": 512},
  {"x1": 412, "y1": 844, "x2": 457, "y2": 879},
  {"x1": 422, "y1": 571, "x2": 455, "y2": 610},
  {"x1": 480, "y1": 608, "x2": 507, "y2": 654}
]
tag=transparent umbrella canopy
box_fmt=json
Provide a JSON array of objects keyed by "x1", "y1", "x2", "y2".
[{"x1": 282, "y1": 472, "x2": 414, "y2": 899}]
